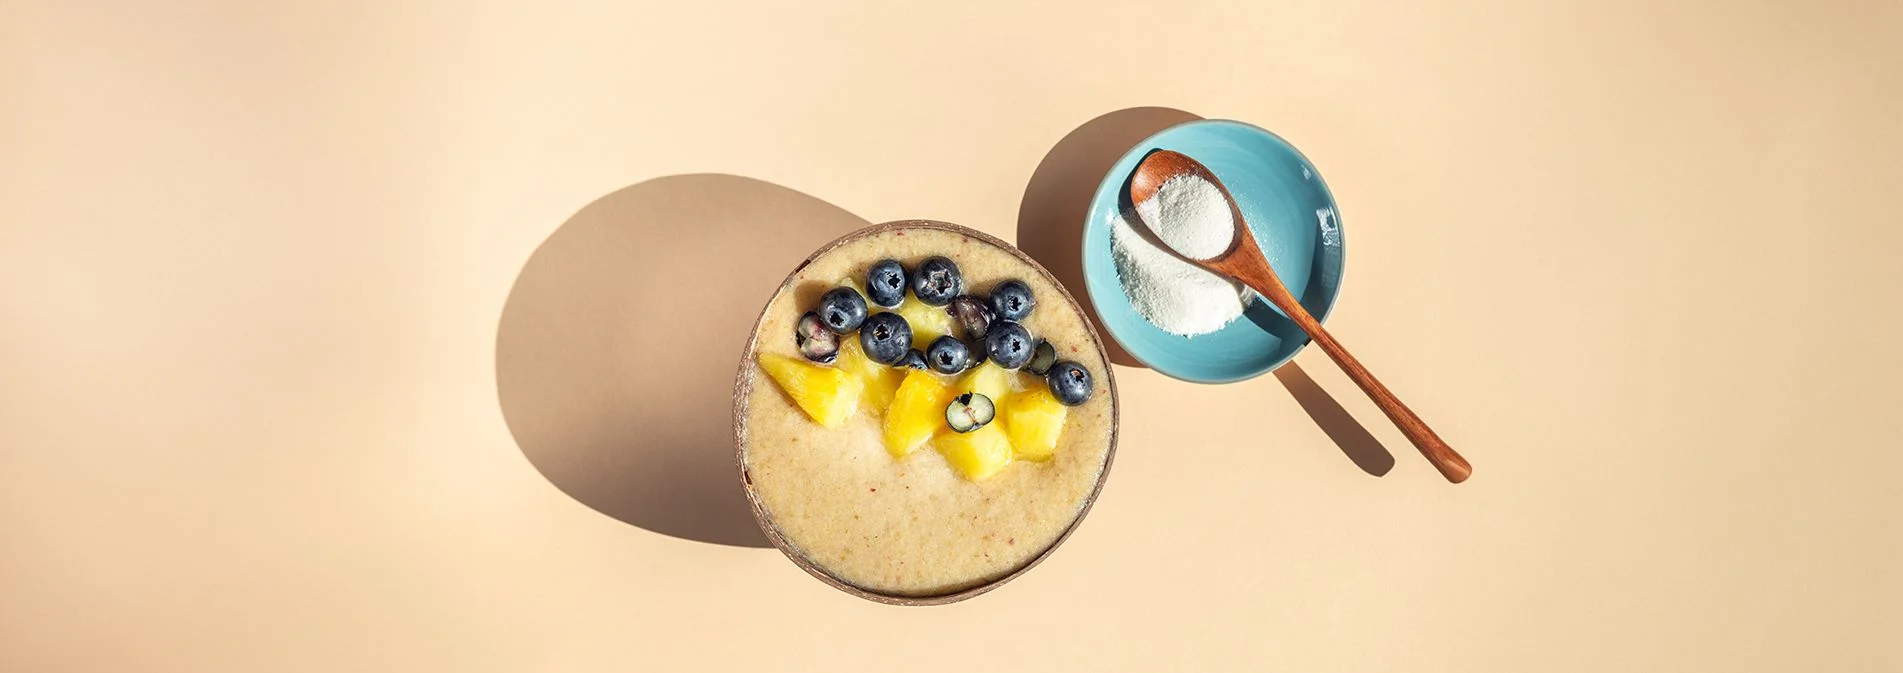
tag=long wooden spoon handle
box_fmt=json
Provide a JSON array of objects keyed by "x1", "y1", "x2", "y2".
[
  {"x1": 1296, "y1": 318, "x2": 1471, "y2": 483},
  {"x1": 1227, "y1": 265, "x2": 1472, "y2": 483}
]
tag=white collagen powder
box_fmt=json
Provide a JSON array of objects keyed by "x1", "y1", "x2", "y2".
[
  {"x1": 1109, "y1": 206, "x2": 1248, "y2": 337},
  {"x1": 1134, "y1": 174, "x2": 1234, "y2": 260},
  {"x1": 1109, "y1": 171, "x2": 1250, "y2": 337}
]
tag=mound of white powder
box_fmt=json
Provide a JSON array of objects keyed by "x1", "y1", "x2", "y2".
[
  {"x1": 1110, "y1": 172, "x2": 1250, "y2": 337},
  {"x1": 1134, "y1": 174, "x2": 1234, "y2": 260},
  {"x1": 1109, "y1": 212, "x2": 1247, "y2": 337}
]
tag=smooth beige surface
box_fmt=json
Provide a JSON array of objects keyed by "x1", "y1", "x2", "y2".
[{"x1": 3, "y1": 1, "x2": 1899, "y2": 671}]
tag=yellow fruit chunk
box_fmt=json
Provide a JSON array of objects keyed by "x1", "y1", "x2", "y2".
[
  {"x1": 893, "y1": 299, "x2": 953, "y2": 351},
  {"x1": 757, "y1": 352, "x2": 863, "y2": 429},
  {"x1": 883, "y1": 369, "x2": 953, "y2": 457},
  {"x1": 838, "y1": 338, "x2": 903, "y2": 413},
  {"x1": 1003, "y1": 387, "x2": 1067, "y2": 462},
  {"x1": 937, "y1": 423, "x2": 1013, "y2": 481},
  {"x1": 958, "y1": 361, "x2": 1016, "y2": 404}
]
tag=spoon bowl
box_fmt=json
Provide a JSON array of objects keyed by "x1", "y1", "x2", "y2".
[{"x1": 1127, "y1": 150, "x2": 1244, "y2": 259}]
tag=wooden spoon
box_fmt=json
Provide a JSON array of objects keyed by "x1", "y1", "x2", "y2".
[{"x1": 1130, "y1": 150, "x2": 1472, "y2": 483}]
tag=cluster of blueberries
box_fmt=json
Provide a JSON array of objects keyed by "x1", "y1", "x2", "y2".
[{"x1": 793, "y1": 256, "x2": 1094, "y2": 407}]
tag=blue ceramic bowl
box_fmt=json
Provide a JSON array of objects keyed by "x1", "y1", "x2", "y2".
[{"x1": 1082, "y1": 119, "x2": 1345, "y2": 383}]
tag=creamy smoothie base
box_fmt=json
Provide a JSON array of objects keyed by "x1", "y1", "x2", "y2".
[{"x1": 737, "y1": 223, "x2": 1115, "y2": 600}]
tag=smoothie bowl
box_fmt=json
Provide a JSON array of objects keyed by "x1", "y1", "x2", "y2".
[{"x1": 734, "y1": 220, "x2": 1119, "y2": 605}]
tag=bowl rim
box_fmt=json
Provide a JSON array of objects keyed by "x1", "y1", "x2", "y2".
[
  {"x1": 732, "y1": 219, "x2": 1121, "y2": 606},
  {"x1": 1079, "y1": 117, "x2": 1347, "y2": 384}
]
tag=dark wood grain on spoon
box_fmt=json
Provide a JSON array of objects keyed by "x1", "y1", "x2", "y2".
[{"x1": 1130, "y1": 150, "x2": 1472, "y2": 483}]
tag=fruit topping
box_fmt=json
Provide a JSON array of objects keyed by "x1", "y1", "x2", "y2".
[
  {"x1": 944, "y1": 392, "x2": 996, "y2": 433},
  {"x1": 758, "y1": 352, "x2": 863, "y2": 428},
  {"x1": 989, "y1": 279, "x2": 1035, "y2": 322},
  {"x1": 838, "y1": 337, "x2": 904, "y2": 412},
  {"x1": 959, "y1": 361, "x2": 1015, "y2": 403},
  {"x1": 1003, "y1": 387, "x2": 1066, "y2": 462},
  {"x1": 893, "y1": 297, "x2": 953, "y2": 350},
  {"x1": 948, "y1": 294, "x2": 993, "y2": 340},
  {"x1": 1046, "y1": 360, "x2": 1093, "y2": 406},
  {"x1": 1025, "y1": 340, "x2": 1057, "y2": 376},
  {"x1": 770, "y1": 247, "x2": 1087, "y2": 475},
  {"x1": 817, "y1": 286, "x2": 868, "y2": 333},
  {"x1": 984, "y1": 320, "x2": 1034, "y2": 369},
  {"x1": 911, "y1": 256, "x2": 962, "y2": 306},
  {"x1": 937, "y1": 422, "x2": 1012, "y2": 481},
  {"x1": 865, "y1": 259, "x2": 907, "y2": 308},
  {"x1": 795, "y1": 311, "x2": 839, "y2": 363},
  {"x1": 858, "y1": 312, "x2": 912, "y2": 365},
  {"x1": 926, "y1": 335, "x2": 971, "y2": 374},
  {"x1": 883, "y1": 368, "x2": 953, "y2": 457}
]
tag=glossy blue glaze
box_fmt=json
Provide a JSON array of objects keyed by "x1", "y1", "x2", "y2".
[{"x1": 1082, "y1": 119, "x2": 1345, "y2": 383}]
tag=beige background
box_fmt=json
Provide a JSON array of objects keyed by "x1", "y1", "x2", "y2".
[{"x1": 3, "y1": 0, "x2": 1899, "y2": 671}]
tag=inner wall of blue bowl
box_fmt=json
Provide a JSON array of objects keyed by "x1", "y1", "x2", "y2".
[{"x1": 1082, "y1": 119, "x2": 1344, "y2": 383}]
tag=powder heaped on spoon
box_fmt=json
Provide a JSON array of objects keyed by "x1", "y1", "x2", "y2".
[
  {"x1": 1109, "y1": 208, "x2": 1247, "y2": 337},
  {"x1": 1134, "y1": 173, "x2": 1233, "y2": 260}
]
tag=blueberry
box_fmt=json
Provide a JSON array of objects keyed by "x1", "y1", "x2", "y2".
[
  {"x1": 795, "y1": 311, "x2": 838, "y2": 363},
  {"x1": 817, "y1": 286, "x2": 868, "y2": 333},
  {"x1": 910, "y1": 256, "x2": 962, "y2": 306},
  {"x1": 866, "y1": 259, "x2": 907, "y2": 308},
  {"x1": 1046, "y1": 361, "x2": 1093, "y2": 406},
  {"x1": 925, "y1": 336, "x2": 970, "y2": 374},
  {"x1": 947, "y1": 295, "x2": 992, "y2": 340},
  {"x1": 1025, "y1": 340, "x2": 1058, "y2": 376},
  {"x1": 984, "y1": 320, "x2": 1033, "y2": 369},
  {"x1": 988, "y1": 280, "x2": 1035, "y2": 321},
  {"x1": 944, "y1": 392, "x2": 996, "y2": 433},
  {"x1": 897, "y1": 349, "x2": 928, "y2": 370},
  {"x1": 858, "y1": 312, "x2": 911, "y2": 365}
]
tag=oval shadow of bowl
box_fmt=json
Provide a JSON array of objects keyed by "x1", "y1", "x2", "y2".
[{"x1": 497, "y1": 174, "x2": 869, "y2": 548}]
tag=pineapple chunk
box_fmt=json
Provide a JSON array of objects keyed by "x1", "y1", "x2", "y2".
[
  {"x1": 892, "y1": 299, "x2": 953, "y2": 351},
  {"x1": 958, "y1": 361, "x2": 1016, "y2": 404},
  {"x1": 937, "y1": 423, "x2": 1013, "y2": 481},
  {"x1": 838, "y1": 338, "x2": 904, "y2": 413},
  {"x1": 757, "y1": 353, "x2": 863, "y2": 429},
  {"x1": 882, "y1": 369, "x2": 953, "y2": 457},
  {"x1": 1003, "y1": 387, "x2": 1067, "y2": 462}
]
